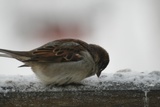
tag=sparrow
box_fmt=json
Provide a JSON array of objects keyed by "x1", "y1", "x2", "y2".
[{"x1": 0, "y1": 39, "x2": 109, "y2": 85}]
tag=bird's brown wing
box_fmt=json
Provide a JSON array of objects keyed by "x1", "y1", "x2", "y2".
[{"x1": 25, "y1": 40, "x2": 85, "y2": 63}]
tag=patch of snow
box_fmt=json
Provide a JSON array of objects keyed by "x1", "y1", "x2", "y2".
[{"x1": 0, "y1": 69, "x2": 160, "y2": 92}]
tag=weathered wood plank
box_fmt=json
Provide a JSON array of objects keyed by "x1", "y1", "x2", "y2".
[{"x1": 0, "y1": 90, "x2": 146, "y2": 107}]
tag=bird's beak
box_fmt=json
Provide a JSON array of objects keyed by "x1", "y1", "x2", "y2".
[{"x1": 96, "y1": 72, "x2": 101, "y2": 77}]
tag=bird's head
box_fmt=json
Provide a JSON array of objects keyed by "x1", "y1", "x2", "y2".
[{"x1": 89, "y1": 44, "x2": 110, "y2": 77}]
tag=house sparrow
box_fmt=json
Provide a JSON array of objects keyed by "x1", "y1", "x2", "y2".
[{"x1": 0, "y1": 39, "x2": 109, "y2": 85}]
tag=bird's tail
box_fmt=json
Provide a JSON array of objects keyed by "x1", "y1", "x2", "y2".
[{"x1": 0, "y1": 49, "x2": 31, "y2": 62}]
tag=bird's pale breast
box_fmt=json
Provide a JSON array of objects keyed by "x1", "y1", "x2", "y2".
[{"x1": 31, "y1": 51, "x2": 96, "y2": 85}]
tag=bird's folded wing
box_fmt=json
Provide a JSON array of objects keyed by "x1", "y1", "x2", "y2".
[{"x1": 25, "y1": 42, "x2": 85, "y2": 63}]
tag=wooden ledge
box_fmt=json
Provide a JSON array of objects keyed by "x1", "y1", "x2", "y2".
[{"x1": 1, "y1": 70, "x2": 160, "y2": 106}]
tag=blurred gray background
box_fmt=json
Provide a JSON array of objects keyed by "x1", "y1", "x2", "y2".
[{"x1": 0, "y1": 0, "x2": 160, "y2": 75}]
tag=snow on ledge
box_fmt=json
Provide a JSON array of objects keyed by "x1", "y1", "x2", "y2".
[{"x1": 0, "y1": 69, "x2": 160, "y2": 92}]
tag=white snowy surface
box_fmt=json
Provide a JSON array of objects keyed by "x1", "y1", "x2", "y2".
[{"x1": 0, "y1": 69, "x2": 160, "y2": 93}]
